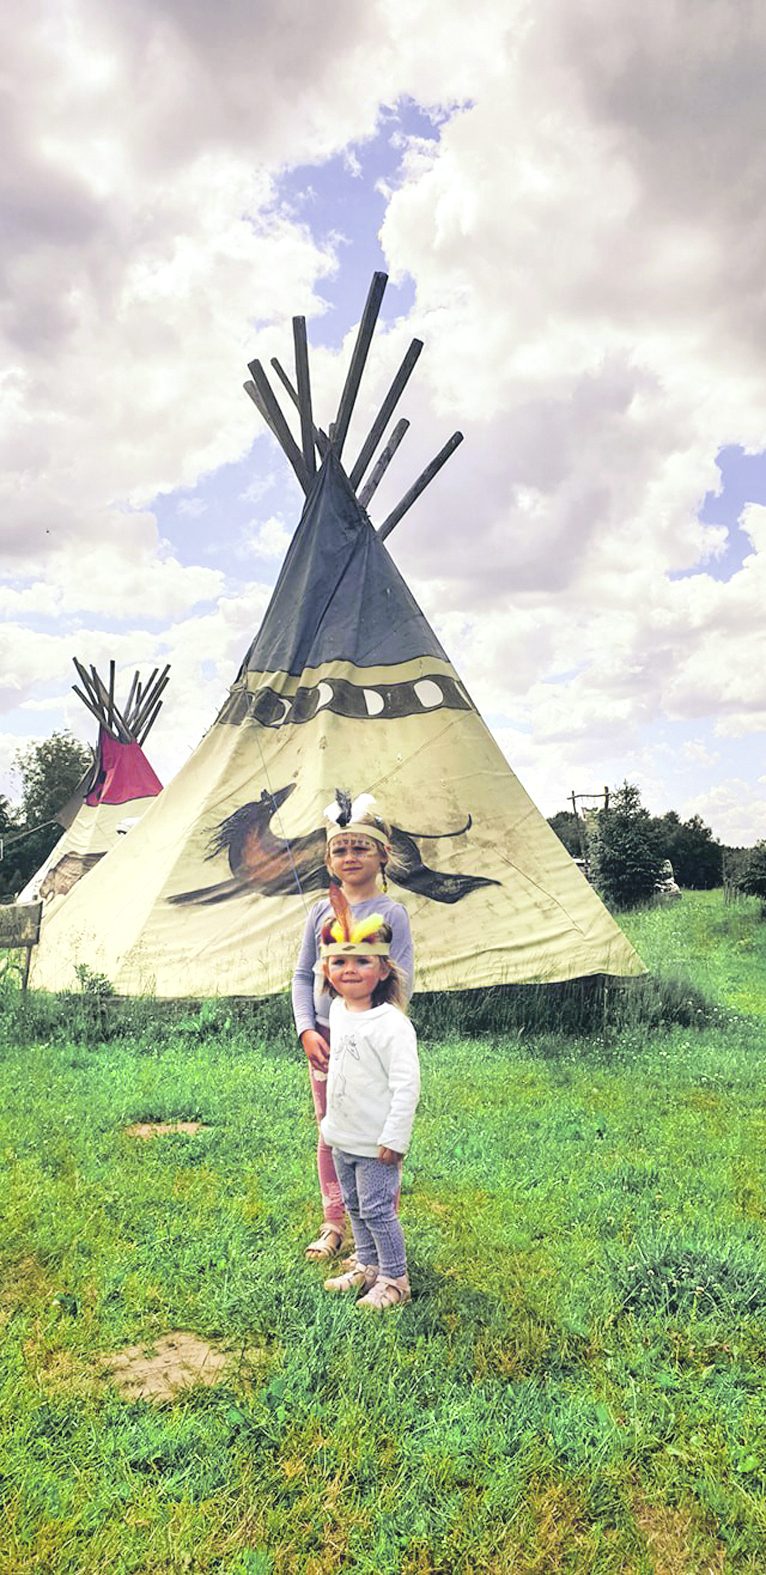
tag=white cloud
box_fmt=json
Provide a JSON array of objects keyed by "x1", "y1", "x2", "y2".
[
  {"x1": 343, "y1": 149, "x2": 363, "y2": 178},
  {"x1": 239, "y1": 472, "x2": 278, "y2": 505},
  {"x1": 683, "y1": 740, "x2": 720, "y2": 768},
  {"x1": 5, "y1": 0, "x2": 766, "y2": 841},
  {"x1": 684, "y1": 780, "x2": 766, "y2": 849},
  {"x1": 0, "y1": 733, "x2": 39, "y2": 803},
  {"x1": 245, "y1": 515, "x2": 293, "y2": 560},
  {"x1": 0, "y1": 583, "x2": 63, "y2": 619},
  {"x1": 365, "y1": 2, "x2": 766, "y2": 836}
]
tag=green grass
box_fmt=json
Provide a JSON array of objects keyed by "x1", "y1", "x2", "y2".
[
  {"x1": 622, "y1": 888, "x2": 766, "y2": 1016},
  {"x1": 1, "y1": 891, "x2": 766, "y2": 1571}
]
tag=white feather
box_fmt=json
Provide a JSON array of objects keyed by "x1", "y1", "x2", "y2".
[
  {"x1": 350, "y1": 792, "x2": 375, "y2": 821},
  {"x1": 323, "y1": 798, "x2": 343, "y2": 825}
]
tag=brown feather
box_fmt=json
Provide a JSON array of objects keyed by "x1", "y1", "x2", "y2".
[{"x1": 328, "y1": 880, "x2": 353, "y2": 940}]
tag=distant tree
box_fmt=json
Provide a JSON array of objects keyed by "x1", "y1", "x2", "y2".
[
  {"x1": 0, "y1": 795, "x2": 23, "y2": 900},
  {"x1": 547, "y1": 810, "x2": 582, "y2": 859},
  {"x1": 10, "y1": 731, "x2": 91, "y2": 894},
  {"x1": 0, "y1": 795, "x2": 17, "y2": 839},
  {"x1": 653, "y1": 808, "x2": 680, "y2": 857},
  {"x1": 740, "y1": 842, "x2": 766, "y2": 914},
  {"x1": 721, "y1": 844, "x2": 750, "y2": 895},
  {"x1": 590, "y1": 781, "x2": 664, "y2": 909},
  {"x1": 15, "y1": 731, "x2": 91, "y2": 827},
  {"x1": 654, "y1": 810, "x2": 723, "y2": 889}
]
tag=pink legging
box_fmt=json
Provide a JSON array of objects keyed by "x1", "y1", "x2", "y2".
[
  {"x1": 308, "y1": 1029, "x2": 345, "y2": 1224},
  {"x1": 307, "y1": 1027, "x2": 400, "y2": 1226}
]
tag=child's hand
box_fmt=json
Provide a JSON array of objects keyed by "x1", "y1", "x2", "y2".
[
  {"x1": 378, "y1": 1146, "x2": 402, "y2": 1165},
  {"x1": 300, "y1": 1030, "x2": 329, "y2": 1072}
]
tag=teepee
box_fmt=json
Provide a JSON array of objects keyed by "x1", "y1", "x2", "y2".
[
  {"x1": 19, "y1": 660, "x2": 167, "y2": 909},
  {"x1": 30, "y1": 274, "x2": 643, "y2": 995}
]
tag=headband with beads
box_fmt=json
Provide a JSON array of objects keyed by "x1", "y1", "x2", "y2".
[{"x1": 323, "y1": 789, "x2": 389, "y2": 849}]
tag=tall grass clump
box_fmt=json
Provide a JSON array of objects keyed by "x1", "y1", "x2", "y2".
[
  {"x1": 412, "y1": 969, "x2": 721, "y2": 1040},
  {"x1": 0, "y1": 976, "x2": 298, "y2": 1055},
  {"x1": 1, "y1": 970, "x2": 721, "y2": 1056}
]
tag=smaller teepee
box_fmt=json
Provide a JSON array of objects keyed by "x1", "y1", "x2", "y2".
[{"x1": 18, "y1": 659, "x2": 168, "y2": 907}]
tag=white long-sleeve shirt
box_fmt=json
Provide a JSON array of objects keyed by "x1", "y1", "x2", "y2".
[{"x1": 320, "y1": 998, "x2": 420, "y2": 1158}]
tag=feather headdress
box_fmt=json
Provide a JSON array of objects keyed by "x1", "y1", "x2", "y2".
[
  {"x1": 323, "y1": 788, "x2": 388, "y2": 847},
  {"x1": 320, "y1": 882, "x2": 390, "y2": 957}
]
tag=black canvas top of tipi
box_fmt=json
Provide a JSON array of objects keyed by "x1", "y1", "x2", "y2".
[
  {"x1": 238, "y1": 452, "x2": 448, "y2": 677},
  {"x1": 237, "y1": 271, "x2": 463, "y2": 673}
]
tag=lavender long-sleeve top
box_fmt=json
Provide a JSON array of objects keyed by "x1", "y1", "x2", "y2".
[{"x1": 291, "y1": 894, "x2": 414, "y2": 1037}]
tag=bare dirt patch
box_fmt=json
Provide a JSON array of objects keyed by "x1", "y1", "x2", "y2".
[
  {"x1": 124, "y1": 1120, "x2": 208, "y2": 1139},
  {"x1": 100, "y1": 1330, "x2": 229, "y2": 1402},
  {"x1": 633, "y1": 1496, "x2": 725, "y2": 1574}
]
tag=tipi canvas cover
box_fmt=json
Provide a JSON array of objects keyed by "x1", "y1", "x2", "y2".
[
  {"x1": 30, "y1": 276, "x2": 643, "y2": 995},
  {"x1": 19, "y1": 663, "x2": 166, "y2": 910}
]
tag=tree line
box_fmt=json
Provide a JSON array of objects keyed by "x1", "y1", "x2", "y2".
[
  {"x1": 549, "y1": 782, "x2": 766, "y2": 910},
  {"x1": 1, "y1": 732, "x2": 91, "y2": 899}
]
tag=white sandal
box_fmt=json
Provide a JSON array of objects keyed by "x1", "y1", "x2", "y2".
[
  {"x1": 304, "y1": 1222, "x2": 345, "y2": 1262},
  {"x1": 357, "y1": 1273, "x2": 411, "y2": 1310},
  {"x1": 324, "y1": 1263, "x2": 378, "y2": 1294}
]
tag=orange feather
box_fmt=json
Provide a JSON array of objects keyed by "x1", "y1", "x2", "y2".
[{"x1": 328, "y1": 880, "x2": 353, "y2": 941}]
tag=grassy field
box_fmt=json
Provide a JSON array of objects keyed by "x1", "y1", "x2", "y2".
[
  {"x1": 2, "y1": 891, "x2": 766, "y2": 1572},
  {"x1": 622, "y1": 889, "x2": 766, "y2": 1018}
]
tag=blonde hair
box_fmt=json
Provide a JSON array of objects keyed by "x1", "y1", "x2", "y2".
[
  {"x1": 322, "y1": 924, "x2": 408, "y2": 1013},
  {"x1": 371, "y1": 956, "x2": 407, "y2": 1011},
  {"x1": 324, "y1": 810, "x2": 404, "y2": 884}
]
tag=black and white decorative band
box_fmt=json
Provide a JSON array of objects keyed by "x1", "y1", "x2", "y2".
[{"x1": 220, "y1": 671, "x2": 472, "y2": 729}]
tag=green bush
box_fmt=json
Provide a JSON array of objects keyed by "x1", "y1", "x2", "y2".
[
  {"x1": 590, "y1": 782, "x2": 664, "y2": 909},
  {"x1": 653, "y1": 810, "x2": 723, "y2": 888},
  {"x1": 740, "y1": 841, "x2": 766, "y2": 912}
]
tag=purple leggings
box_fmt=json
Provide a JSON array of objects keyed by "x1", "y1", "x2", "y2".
[{"x1": 332, "y1": 1148, "x2": 407, "y2": 1278}]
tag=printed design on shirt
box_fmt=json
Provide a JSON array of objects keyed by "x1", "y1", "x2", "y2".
[
  {"x1": 167, "y1": 781, "x2": 500, "y2": 908},
  {"x1": 329, "y1": 1029, "x2": 361, "y2": 1117}
]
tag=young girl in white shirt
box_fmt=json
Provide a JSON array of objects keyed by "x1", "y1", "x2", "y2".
[
  {"x1": 318, "y1": 890, "x2": 420, "y2": 1310},
  {"x1": 291, "y1": 793, "x2": 414, "y2": 1264}
]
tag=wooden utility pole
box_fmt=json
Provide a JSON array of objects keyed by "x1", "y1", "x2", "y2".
[{"x1": 569, "y1": 787, "x2": 610, "y2": 874}]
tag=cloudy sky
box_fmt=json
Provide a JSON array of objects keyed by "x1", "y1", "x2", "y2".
[{"x1": 3, "y1": 0, "x2": 766, "y2": 844}]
